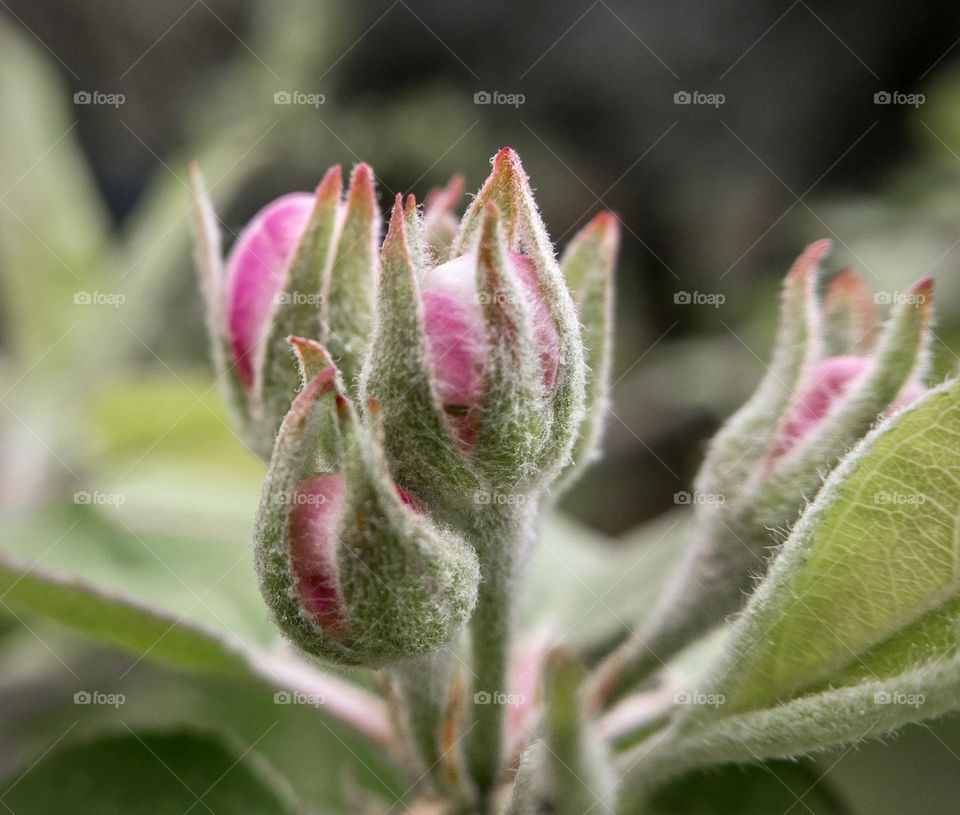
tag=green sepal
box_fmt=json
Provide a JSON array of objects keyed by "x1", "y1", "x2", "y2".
[
  {"x1": 322, "y1": 163, "x2": 379, "y2": 392},
  {"x1": 254, "y1": 363, "x2": 351, "y2": 663},
  {"x1": 334, "y1": 402, "x2": 481, "y2": 665},
  {"x1": 360, "y1": 195, "x2": 477, "y2": 508},
  {"x1": 188, "y1": 163, "x2": 251, "y2": 437},
  {"x1": 557, "y1": 212, "x2": 619, "y2": 490},
  {"x1": 696, "y1": 240, "x2": 826, "y2": 500},
  {"x1": 821, "y1": 266, "x2": 879, "y2": 356},
  {"x1": 471, "y1": 204, "x2": 548, "y2": 488},
  {"x1": 455, "y1": 147, "x2": 587, "y2": 484}
]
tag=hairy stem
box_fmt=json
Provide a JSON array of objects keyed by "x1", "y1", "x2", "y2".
[
  {"x1": 390, "y1": 649, "x2": 473, "y2": 802},
  {"x1": 465, "y1": 501, "x2": 536, "y2": 800}
]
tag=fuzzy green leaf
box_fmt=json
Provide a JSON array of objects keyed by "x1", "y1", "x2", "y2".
[{"x1": 717, "y1": 377, "x2": 960, "y2": 711}]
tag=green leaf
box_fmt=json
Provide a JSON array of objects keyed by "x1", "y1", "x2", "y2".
[
  {"x1": 645, "y1": 760, "x2": 847, "y2": 815},
  {"x1": 618, "y1": 379, "x2": 960, "y2": 792},
  {"x1": 0, "y1": 730, "x2": 299, "y2": 814},
  {"x1": 717, "y1": 378, "x2": 960, "y2": 711},
  {"x1": 0, "y1": 547, "x2": 248, "y2": 675}
]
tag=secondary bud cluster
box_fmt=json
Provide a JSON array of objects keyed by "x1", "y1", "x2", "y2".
[
  {"x1": 596, "y1": 241, "x2": 934, "y2": 704},
  {"x1": 191, "y1": 150, "x2": 620, "y2": 667}
]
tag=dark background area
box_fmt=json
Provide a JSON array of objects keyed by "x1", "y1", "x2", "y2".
[{"x1": 5, "y1": 0, "x2": 960, "y2": 531}]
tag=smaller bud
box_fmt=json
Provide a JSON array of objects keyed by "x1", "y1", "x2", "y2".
[
  {"x1": 255, "y1": 344, "x2": 479, "y2": 666},
  {"x1": 591, "y1": 249, "x2": 935, "y2": 707}
]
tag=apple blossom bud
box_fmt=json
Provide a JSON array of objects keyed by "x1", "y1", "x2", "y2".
[
  {"x1": 592, "y1": 249, "x2": 935, "y2": 706},
  {"x1": 190, "y1": 163, "x2": 377, "y2": 459},
  {"x1": 362, "y1": 149, "x2": 588, "y2": 506},
  {"x1": 769, "y1": 354, "x2": 926, "y2": 461},
  {"x1": 254, "y1": 343, "x2": 479, "y2": 666}
]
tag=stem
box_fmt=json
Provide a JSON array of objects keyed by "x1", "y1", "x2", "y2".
[
  {"x1": 390, "y1": 649, "x2": 473, "y2": 802},
  {"x1": 465, "y1": 501, "x2": 535, "y2": 799}
]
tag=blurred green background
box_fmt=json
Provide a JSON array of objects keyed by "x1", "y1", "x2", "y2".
[{"x1": 3, "y1": 0, "x2": 960, "y2": 812}]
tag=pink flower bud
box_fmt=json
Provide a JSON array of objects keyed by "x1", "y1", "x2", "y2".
[
  {"x1": 771, "y1": 354, "x2": 925, "y2": 460},
  {"x1": 419, "y1": 251, "x2": 560, "y2": 445},
  {"x1": 225, "y1": 192, "x2": 315, "y2": 389}
]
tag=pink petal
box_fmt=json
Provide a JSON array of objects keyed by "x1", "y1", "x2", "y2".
[
  {"x1": 288, "y1": 473, "x2": 350, "y2": 640},
  {"x1": 419, "y1": 252, "x2": 561, "y2": 447},
  {"x1": 225, "y1": 193, "x2": 315, "y2": 389},
  {"x1": 421, "y1": 253, "x2": 488, "y2": 410},
  {"x1": 771, "y1": 355, "x2": 926, "y2": 460}
]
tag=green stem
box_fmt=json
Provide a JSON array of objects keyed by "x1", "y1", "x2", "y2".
[
  {"x1": 464, "y1": 501, "x2": 535, "y2": 799},
  {"x1": 390, "y1": 649, "x2": 467, "y2": 801}
]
